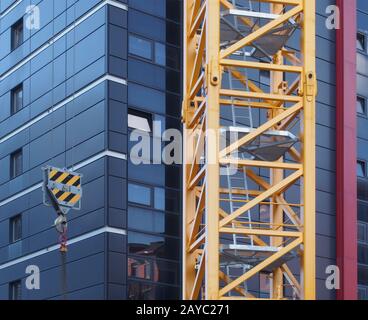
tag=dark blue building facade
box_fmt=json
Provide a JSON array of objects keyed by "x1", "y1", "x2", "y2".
[{"x1": 0, "y1": 0, "x2": 181, "y2": 300}]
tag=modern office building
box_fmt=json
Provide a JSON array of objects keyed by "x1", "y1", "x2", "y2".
[
  {"x1": 0, "y1": 0, "x2": 182, "y2": 300},
  {"x1": 0, "y1": 0, "x2": 365, "y2": 300}
]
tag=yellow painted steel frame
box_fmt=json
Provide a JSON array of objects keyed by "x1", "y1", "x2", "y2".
[{"x1": 183, "y1": 0, "x2": 316, "y2": 300}]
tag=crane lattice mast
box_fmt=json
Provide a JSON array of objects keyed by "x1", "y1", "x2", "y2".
[{"x1": 182, "y1": 0, "x2": 316, "y2": 300}]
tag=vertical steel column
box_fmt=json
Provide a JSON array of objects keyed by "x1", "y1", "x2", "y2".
[
  {"x1": 302, "y1": 0, "x2": 316, "y2": 300},
  {"x1": 183, "y1": 0, "x2": 199, "y2": 299},
  {"x1": 205, "y1": 0, "x2": 220, "y2": 300},
  {"x1": 270, "y1": 2, "x2": 285, "y2": 301}
]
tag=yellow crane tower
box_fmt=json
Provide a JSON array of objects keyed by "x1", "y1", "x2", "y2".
[{"x1": 182, "y1": 0, "x2": 317, "y2": 300}]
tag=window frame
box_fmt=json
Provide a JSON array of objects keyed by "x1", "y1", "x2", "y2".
[
  {"x1": 357, "y1": 31, "x2": 367, "y2": 53},
  {"x1": 9, "y1": 280, "x2": 22, "y2": 300},
  {"x1": 128, "y1": 109, "x2": 153, "y2": 133},
  {"x1": 128, "y1": 181, "x2": 167, "y2": 211},
  {"x1": 10, "y1": 149, "x2": 23, "y2": 179},
  {"x1": 128, "y1": 33, "x2": 167, "y2": 67},
  {"x1": 357, "y1": 95, "x2": 367, "y2": 117},
  {"x1": 10, "y1": 214, "x2": 22, "y2": 243},
  {"x1": 11, "y1": 18, "x2": 24, "y2": 51},
  {"x1": 129, "y1": 34, "x2": 153, "y2": 61},
  {"x1": 11, "y1": 83, "x2": 23, "y2": 115},
  {"x1": 358, "y1": 159, "x2": 367, "y2": 178},
  {"x1": 128, "y1": 182, "x2": 153, "y2": 207}
]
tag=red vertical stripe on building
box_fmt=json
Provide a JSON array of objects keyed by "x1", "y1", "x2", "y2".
[{"x1": 336, "y1": 0, "x2": 358, "y2": 300}]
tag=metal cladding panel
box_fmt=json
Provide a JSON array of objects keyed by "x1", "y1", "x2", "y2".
[{"x1": 336, "y1": 0, "x2": 358, "y2": 300}]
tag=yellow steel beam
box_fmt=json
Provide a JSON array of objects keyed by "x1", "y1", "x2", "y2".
[
  {"x1": 204, "y1": 0, "x2": 220, "y2": 300},
  {"x1": 183, "y1": 0, "x2": 201, "y2": 299},
  {"x1": 220, "y1": 227, "x2": 302, "y2": 238},
  {"x1": 271, "y1": 2, "x2": 286, "y2": 298},
  {"x1": 220, "y1": 89, "x2": 302, "y2": 102},
  {"x1": 220, "y1": 158, "x2": 302, "y2": 170},
  {"x1": 302, "y1": 0, "x2": 316, "y2": 300},
  {"x1": 221, "y1": 59, "x2": 303, "y2": 73}
]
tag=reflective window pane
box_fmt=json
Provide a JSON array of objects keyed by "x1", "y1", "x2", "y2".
[
  {"x1": 358, "y1": 160, "x2": 366, "y2": 178},
  {"x1": 166, "y1": 45, "x2": 180, "y2": 70},
  {"x1": 128, "y1": 256, "x2": 179, "y2": 285},
  {"x1": 11, "y1": 19, "x2": 23, "y2": 50},
  {"x1": 359, "y1": 265, "x2": 368, "y2": 287},
  {"x1": 11, "y1": 149, "x2": 23, "y2": 178},
  {"x1": 358, "y1": 243, "x2": 368, "y2": 264},
  {"x1": 357, "y1": 96, "x2": 366, "y2": 115},
  {"x1": 128, "y1": 183, "x2": 151, "y2": 206},
  {"x1": 358, "y1": 179, "x2": 368, "y2": 201},
  {"x1": 9, "y1": 280, "x2": 21, "y2": 300},
  {"x1": 358, "y1": 200, "x2": 368, "y2": 223},
  {"x1": 128, "y1": 231, "x2": 180, "y2": 260},
  {"x1": 128, "y1": 206, "x2": 179, "y2": 236},
  {"x1": 10, "y1": 214, "x2": 22, "y2": 243},
  {"x1": 128, "y1": 281, "x2": 179, "y2": 300},
  {"x1": 154, "y1": 187, "x2": 165, "y2": 210},
  {"x1": 358, "y1": 222, "x2": 368, "y2": 243},
  {"x1": 128, "y1": 112, "x2": 152, "y2": 132},
  {"x1": 129, "y1": 0, "x2": 166, "y2": 18},
  {"x1": 128, "y1": 206, "x2": 165, "y2": 233},
  {"x1": 129, "y1": 35, "x2": 152, "y2": 60},
  {"x1": 358, "y1": 32, "x2": 366, "y2": 52},
  {"x1": 11, "y1": 84, "x2": 23, "y2": 114},
  {"x1": 155, "y1": 42, "x2": 166, "y2": 66}
]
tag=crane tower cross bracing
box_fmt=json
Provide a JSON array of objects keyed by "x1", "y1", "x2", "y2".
[{"x1": 182, "y1": 0, "x2": 316, "y2": 300}]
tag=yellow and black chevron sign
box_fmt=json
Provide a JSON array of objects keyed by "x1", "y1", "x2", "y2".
[{"x1": 45, "y1": 167, "x2": 82, "y2": 209}]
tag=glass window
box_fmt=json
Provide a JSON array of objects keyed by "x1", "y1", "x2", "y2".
[
  {"x1": 128, "y1": 206, "x2": 164, "y2": 233},
  {"x1": 129, "y1": 0, "x2": 166, "y2": 18},
  {"x1": 359, "y1": 265, "x2": 368, "y2": 287},
  {"x1": 357, "y1": 96, "x2": 366, "y2": 115},
  {"x1": 128, "y1": 59, "x2": 165, "y2": 90},
  {"x1": 10, "y1": 214, "x2": 22, "y2": 243},
  {"x1": 129, "y1": 35, "x2": 152, "y2": 60},
  {"x1": 128, "y1": 281, "x2": 179, "y2": 300},
  {"x1": 11, "y1": 19, "x2": 23, "y2": 50},
  {"x1": 10, "y1": 149, "x2": 23, "y2": 178},
  {"x1": 11, "y1": 84, "x2": 23, "y2": 114},
  {"x1": 128, "y1": 256, "x2": 179, "y2": 285},
  {"x1": 358, "y1": 32, "x2": 366, "y2": 52},
  {"x1": 165, "y1": 189, "x2": 180, "y2": 213},
  {"x1": 128, "y1": 83, "x2": 165, "y2": 113},
  {"x1": 128, "y1": 183, "x2": 152, "y2": 206},
  {"x1": 358, "y1": 285, "x2": 368, "y2": 300},
  {"x1": 128, "y1": 206, "x2": 179, "y2": 236},
  {"x1": 166, "y1": 46, "x2": 180, "y2": 70},
  {"x1": 358, "y1": 243, "x2": 368, "y2": 265},
  {"x1": 129, "y1": 9, "x2": 165, "y2": 42},
  {"x1": 166, "y1": 21, "x2": 181, "y2": 46},
  {"x1": 128, "y1": 109, "x2": 152, "y2": 132},
  {"x1": 128, "y1": 231, "x2": 180, "y2": 260},
  {"x1": 359, "y1": 222, "x2": 368, "y2": 244},
  {"x1": 129, "y1": 256, "x2": 152, "y2": 280},
  {"x1": 358, "y1": 200, "x2": 368, "y2": 223},
  {"x1": 358, "y1": 179, "x2": 368, "y2": 201},
  {"x1": 154, "y1": 187, "x2": 165, "y2": 210},
  {"x1": 358, "y1": 160, "x2": 366, "y2": 178},
  {"x1": 9, "y1": 280, "x2": 21, "y2": 300},
  {"x1": 155, "y1": 42, "x2": 166, "y2": 66}
]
